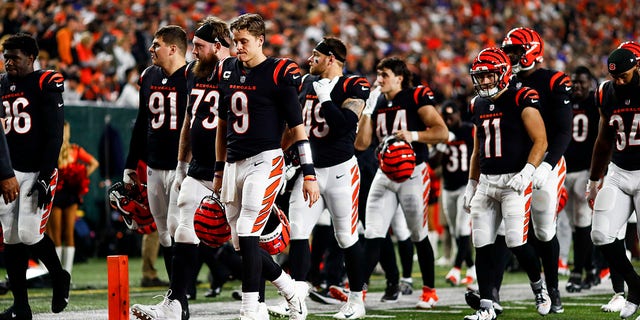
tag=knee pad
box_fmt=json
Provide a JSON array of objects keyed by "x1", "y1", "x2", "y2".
[
  {"x1": 19, "y1": 230, "x2": 43, "y2": 245},
  {"x1": 533, "y1": 226, "x2": 555, "y2": 242},
  {"x1": 471, "y1": 218, "x2": 494, "y2": 248},
  {"x1": 174, "y1": 225, "x2": 199, "y2": 244},
  {"x1": 335, "y1": 231, "x2": 358, "y2": 249},
  {"x1": 505, "y1": 230, "x2": 526, "y2": 248},
  {"x1": 591, "y1": 229, "x2": 614, "y2": 246}
]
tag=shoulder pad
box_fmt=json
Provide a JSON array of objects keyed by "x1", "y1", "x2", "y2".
[
  {"x1": 550, "y1": 71, "x2": 572, "y2": 93},
  {"x1": 273, "y1": 58, "x2": 301, "y2": 86},
  {"x1": 38, "y1": 70, "x2": 65, "y2": 92}
]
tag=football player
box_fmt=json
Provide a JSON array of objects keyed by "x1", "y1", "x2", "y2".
[
  {"x1": 354, "y1": 57, "x2": 448, "y2": 310},
  {"x1": 432, "y1": 101, "x2": 476, "y2": 287},
  {"x1": 129, "y1": 18, "x2": 233, "y2": 320},
  {"x1": 212, "y1": 13, "x2": 319, "y2": 320},
  {"x1": 502, "y1": 27, "x2": 572, "y2": 313},
  {"x1": 0, "y1": 33, "x2": 70, "y2": 318},
  {"x1": 588, "y1": 47, "x2": 640, "y2": 320},
  {"x1": 124, "y1": 25, "x2": 190, "y2": 320},
  {"x1": 267, "y1": 36, "x2": 369, "y2": 320},
  {"x1": 562, "y1": 66, "x2": 599, "y2": 293},
  {"x1": 463, "y1": 47, "x2": 550, "y2": 320}
]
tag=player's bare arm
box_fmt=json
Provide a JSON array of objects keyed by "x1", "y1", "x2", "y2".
[
  {"x1": 588, "y1": 110, "x2": 615, "y2": 181},
  {"x1": 522, "y1": 106, "x2": 548, "y2": 167},
  {"x1": 468, "y1": 130, "x2": 481, "y2": 182},
  {"x1": 177, "y1": 114, "x2": 193, "y2": 163},
  {"x1": 213, "y1": 117, "x2": 227, "y2": 194},
  {"x1": 341, "y1": 98, "x2": 365, "y2": 118},
  {"x1": 354, "y1": 114, "x2": 374, "y2": 151},
  {"x1": 395, "y1": 105, "x2": 448, "y2": 144}
]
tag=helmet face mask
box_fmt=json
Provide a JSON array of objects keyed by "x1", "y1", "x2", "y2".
[
  {"x1": 259, "y1": 205, "x2": 290, "y2": 255},
  {"x1": 502, "y1": 27, "x2": 544, "y2": 73},
  {"x1": 470, "y1": 47, "x2": 512, "y2": 98}
]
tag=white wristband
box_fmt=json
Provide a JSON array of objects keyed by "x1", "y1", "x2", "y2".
[{"x1": 411, "y1": 131, "x2": 419, "y2": 142}]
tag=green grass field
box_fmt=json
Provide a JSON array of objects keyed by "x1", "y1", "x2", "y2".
[{"x1": 0, "y1": 256, "x2": 629, "y2": 319}]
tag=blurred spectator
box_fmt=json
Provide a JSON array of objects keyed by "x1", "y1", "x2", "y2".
[{"x1": 115, "y1": 67, "x2": 140, "y2": 108}]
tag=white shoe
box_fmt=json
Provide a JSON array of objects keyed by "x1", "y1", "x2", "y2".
[
  {"x1": 464, "y1": 307, "x2": 497, "y2": 320},
  {"x1": 267, "y1": 300, "x2": 289, "y2": 318},
  {"x1": 286, "y1": 281, "x2": 309, "y2": 320},
  {"x1": 333, "y1": 299, "x2": 366, "y2": 319},
  {"x1": 531, "y1": 280, "x2": 551, "y2": 316},
  {"x1": 240, "y1": 303, "x2": 269, "y2": 320},
  {"x1": 620, "y1": 301, "x2": 639, "y2": 319},
  {"x1": 131, "y1": 293, "x2": 182, "y2": 320},
  {"x1": 601, "y1": 293, "x2": 625, "y2": 312},
  {"x1": 461, "y1": 266, "x2": 477, "y2": 286},
  {"x1": 445, "y1": 267, "x2": 461, "y2": 286}
]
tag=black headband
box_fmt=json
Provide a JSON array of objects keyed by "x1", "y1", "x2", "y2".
[
  {"x1": 194, "y1": 23, "x2": 230, "y2": 48},
  {"x1": 314, "y1": 41, "x2": 345, "y2": 62}
]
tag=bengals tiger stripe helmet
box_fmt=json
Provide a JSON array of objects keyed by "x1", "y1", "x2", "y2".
[
  {"x1": 470, "y1": 47, "x2": 512, "y2": 98},
  {"x1": 109, "y1": 182, "x2": 155, "y2": 230},
  {"x1": 194, "y1": 194, "x2": 231, "y2": 247},
  {"x1": 619, "y1": 41, "x2": 640, "y2": 62},
  {"x1": 377, "y1": 135, "x2": 416, "y2": 183},
  {"x1": 259, "y1": 205, "x2": 290, "y2": 255},
  {"x1": 502, "y1": 27, "x2": 544, "y2": 73}
]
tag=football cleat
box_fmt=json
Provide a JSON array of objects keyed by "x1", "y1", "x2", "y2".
[
  {"x1": 0, "y1": 305, "x2": 32, "y2": 320},
  {"x1": 416, "y1": 286, "x2": 438, "y2": 309},
  {"x1": 333, "y1": 297, "x2": 366, "y2": 320},
  {"x1": 266, "y1": 300, "x2": 289, "y2": 318},
  {"x1": 380, "y1": 283, "x2": 401, "y2": 303},
  {"x1": 620, "y1": 300, "x2": 639, "y2": 319},
  {"x1": 558, "y1": 258, "x2": 570, "y2": 276},
  {"x1": 399, "y1": 278, "x2": 413, "y2": 295},
  {"x1": 566, "y1": 272, "x2": 582, "y2": 293},
  {"x1": 51, "y1": 270, "x2": 70, "y2": 313},
  {"x1": 461, "y1": 266, "x2": 477, "y2": 286},
  {"x1": 240, "y1": 303, "x2": 269, "y2": 320},
  {"x1": 601, "y1": 292, "x2": 626, "y2": 312},
  {"x1": 285, "y1": 281, "x2": 309, "y2": 320},
  {"x1": 548, "y1": 287, "x2": 564, "y2": 313},
  {"x1": 445, "y1": 267, "x2": 461, "y2": 286},
  {"x1": 531, "y1": 280, "x2": 551, "y2": 316},
  {"x1": 308, "y1": 287, "x2": 341, "y2": 305},
  {"x1": 328, "y1": 285, "x2": 350, "y2": 302},
  {"x1": 131, "y1": 292, "x2": 182, "y2": 320},
  {"x1": 464, "y1": 299, "x2": 497, "y2": 320}
]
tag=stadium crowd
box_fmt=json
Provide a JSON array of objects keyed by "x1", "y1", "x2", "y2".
[{"x1": 0, "y1": 0, "x2": 638, "y2": 107}]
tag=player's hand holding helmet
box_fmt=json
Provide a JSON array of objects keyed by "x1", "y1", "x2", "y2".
[
  {"x1": 377, "y1": 135, "x2": 416, "y2": 183},
  {"x1": 313, "y1": 76, "x2": 339, "y2": 103},
  {"x1": 506, "y1": 163, "x2": 535, "y2": 194},
  {"x1": 108, "y1": 181, "x2": 154, "y2": 230},
  {"x1": 28, "y1": 169, "x2": 57, "y2": 210},
  {"x1": 194, "y1": 193, "x2": 231, "y2": 247},
  {"x1": 586, "y1": 179, "x2": 602, "y2": 210},
  {"x1": 531, "y1": 162, "x2": 553, "y2": 189},
  {"x1": 463, "y1": 179, "x2": 478, "y2": 213}
]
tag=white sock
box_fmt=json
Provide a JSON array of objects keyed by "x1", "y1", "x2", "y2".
[
  {"x1": 55, "y1": 246, "x2": 62, "y2": 260},
  {"x1": 62, "y1": 246, "x2": 75, "y2": 274},
  {"x1": 241, "y1": 292, "x2": 260, "y2": 313},
  {"x1": 271, "y1": 271, "x2": 295, "y2": 299},
  {"x1": 350, "y1": 291, "x2": 364, "y2": 304}
]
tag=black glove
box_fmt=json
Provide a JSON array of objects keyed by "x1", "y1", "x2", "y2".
[{"x1": 28, "y1": 178, "x2": 53, "y2": 210}]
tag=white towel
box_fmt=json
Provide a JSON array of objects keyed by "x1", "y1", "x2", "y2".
[{"x1": 220, "y1": 162, "x2": 237, "y2": 203}]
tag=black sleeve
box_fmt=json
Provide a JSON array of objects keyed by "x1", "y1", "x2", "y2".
[
  {"x1": 125, "y1": 90, "x2": 148, "y2": 169},
  {"x1": 39, "y1": 90, "x2": 64, "y2": 180},
  {"x1": 544, "y1": 86, "x2": 572, "y2": 166},
  {"x1": 0, "y1": 129, "x2": 14, "y2": 180},
  {"x1": 320, "y1": 101, "x2": 358, "y2": 136},
  {"x1": 280, "y1": 85, "x2": 303, "y2": 128}
]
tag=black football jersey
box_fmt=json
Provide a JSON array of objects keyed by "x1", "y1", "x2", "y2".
[
  {"x1": 595, "y1": 80, "x2": 640, "y2": 170},
  {"x1": 470, "y1": 87, "x2": 540, "y2": 175},
  {"x1": 372, "y1": 86, "x2": 437, "y2": 165},
  {"x1": 0, "y1": 70, "x2": 64, "y2": 175},
  {"x1": 186, "y1": 61, "x2": 224, "y2": 181},
  {"x1": 216, "y1": 57, "x2": 303, "y2": 162},
  {"x1": 441, "y1": 122, "x2": 474, "y2": 190},
  {"x1": 511, "y1": 68, "x2": 572, "y2": 166},
  {"x1": 565, "y1": 91, "x2": 599, "y2": 173},
  {"x1": 125, "y1": 65, "x2": 189, "y2": 170},
  {"x1": 299, "y1": 74, "x2": 370, "y2": 167}
]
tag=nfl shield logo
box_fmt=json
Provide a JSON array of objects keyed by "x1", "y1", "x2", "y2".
[
  {"x1": 10, "y1": 85, "x2": 15, "y2": 92},
  {"x1": 162, "y1": 78, "x2": 167, "y2": 85},
  {"x1": 489, "y1": 104, "x2": 495, "y2": 111},
  {"x1": 240, "y1": 75, "x2": 246, "y2": 83}
]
